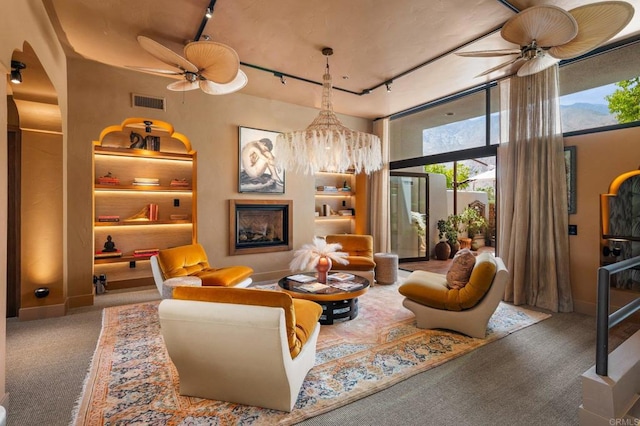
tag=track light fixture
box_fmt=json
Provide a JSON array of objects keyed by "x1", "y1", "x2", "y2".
[
  {"x1": 385, "y1": 81, "x2": 393, "y2": 92},
  {"x1": 10, "y1": 60, "x2": 25, "y2": 85},
  {"x1": 274, "y1": 72, "x2": 286, "y2": 85},
  {"x1": 205, "y1": 7, "x2": 213, "y2": 19}
]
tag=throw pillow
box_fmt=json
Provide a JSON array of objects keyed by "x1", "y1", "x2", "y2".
[{"x1": 446, "y1": 248, "x2": 475, "y2": 290}]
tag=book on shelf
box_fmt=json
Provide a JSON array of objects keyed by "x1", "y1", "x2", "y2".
[
  {"x1": 170, "y1": 178, "x2": 190, "y2": 187},
  {"x1": 133, "y1": 248, "x2": 160, "y2": 255},
  {"x1": 287, "y1": 274, "x2": 316, "y2": 283},
  {"x1": 97, "y1": 215, "x2": 120, "y2": 222},
  {"x1": 133, "y1": 177, "x2": 160, "y2": 186},
  {"x1": 298, "y1": 282, "x2": 330, "y2": 293},
  {"x1": 94, "y1": 250, "x2": 122, "y2": 259},
  {"x1": 97, "y1": 177, "x2": 120, "y2": 185},
  {"x1": 328, "y1": 272, "x2": 355, "y2": 281},
  {"x1": 97, "y1": 172, "x2": 119, "y2": 185},
  {"x1": 316, "y1": 185, "x2": 338, "y2": 192},
  {"x1": 148, "y1": 203, "x2": 159, "y2": 221}
]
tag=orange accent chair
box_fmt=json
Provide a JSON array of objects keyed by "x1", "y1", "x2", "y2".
[{"x1": 324, "y1": 234, "x2": 376, "y2": 285}]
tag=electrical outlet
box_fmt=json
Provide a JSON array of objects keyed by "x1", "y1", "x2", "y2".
[
  {"x1": 174, "y1": 199, "x2": 180, "y2": 207},
  {"x1": 568, "y1": 224, "x2": 577, "y2": 235}
]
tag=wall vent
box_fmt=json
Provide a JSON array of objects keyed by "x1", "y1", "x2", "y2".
[{"x1": 131, "y1": 93, "x2": 166, "y2": 111}]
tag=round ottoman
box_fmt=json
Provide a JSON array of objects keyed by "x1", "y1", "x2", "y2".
[
  {"x1": 162, "y1": 276, "x2": 202, "y2": 299},
  {"x1": 374, "y1": 252, "x2": 399, "y2": 285}
]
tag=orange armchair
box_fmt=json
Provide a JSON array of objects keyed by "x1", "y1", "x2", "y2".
[
  {"x1": 151, "y1": 244, "x2": 253, "y2": 298},
  {"x1": 324, "y1": 234, "x2": 376, "y2": 285}
]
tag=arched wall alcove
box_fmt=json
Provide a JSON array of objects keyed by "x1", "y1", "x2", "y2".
[{"x1": 9, "y1": 41, "x2": 65, "y2": 320}]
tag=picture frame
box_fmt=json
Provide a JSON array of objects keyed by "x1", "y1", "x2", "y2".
[
  {"x1": 238, "y1": 126, "x2": 285, "y2": 194},
  {"x1": 565, "y1": 146, "x2": 576, "y2": 214}
]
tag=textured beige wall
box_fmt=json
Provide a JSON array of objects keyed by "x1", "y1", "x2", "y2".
[
  {"x1": 20, "y1": 130, "x2": 64, "y2": 313},
  {"x1": 66, "y1": 57, "x2": 373, "y2": 305},
  {"x1": 565, "y1": 126, "x2": 640, "y2": 315},
  {"x1": 1, "y1": 0, "x2": 68, "y2": 405}
]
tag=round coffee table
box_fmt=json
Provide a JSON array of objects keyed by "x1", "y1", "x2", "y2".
[{"x1": 278, "y1": 272, "x2": 369, "y2": 325}]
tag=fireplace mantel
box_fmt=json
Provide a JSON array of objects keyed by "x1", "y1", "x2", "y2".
[{"x1": 229, "y1": 199, "x2": 293, "y2": 255}]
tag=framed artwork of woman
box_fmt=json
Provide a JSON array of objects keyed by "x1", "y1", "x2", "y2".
[{"x1": 238, "y1": 126, "x2": 285, "y2": 194}]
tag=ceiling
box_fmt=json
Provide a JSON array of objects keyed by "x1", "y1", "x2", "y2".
[{"x1": 30, "y1": 0, "x2": 640, "y2": 119}]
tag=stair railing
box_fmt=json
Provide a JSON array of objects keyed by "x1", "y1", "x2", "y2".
[{"x1": 596, "y1": 255, "x2": 640, "y2": 376}]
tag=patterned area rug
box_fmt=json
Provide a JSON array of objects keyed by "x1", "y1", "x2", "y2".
[{"x1": 72, "y1": 283, "x2": 550, "y2": 425}]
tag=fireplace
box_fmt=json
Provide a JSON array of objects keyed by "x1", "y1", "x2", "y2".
[{"x1": 229, "y1": 200, "x2": 293, "y2": 255}]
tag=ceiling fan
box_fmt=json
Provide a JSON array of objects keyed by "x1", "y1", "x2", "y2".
[
  {"x1": 457, "y1": 1, "x2": 634, "y2": 77},
  {"x1": 130, "y1": 35, "x2": 248, "y2": 95}
]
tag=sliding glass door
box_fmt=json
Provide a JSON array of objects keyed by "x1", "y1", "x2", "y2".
[{"x1": 390, "y1": 172, "x2": 429, "y2": 261}]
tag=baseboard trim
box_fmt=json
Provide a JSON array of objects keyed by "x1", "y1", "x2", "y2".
[
  {"x1": 67, "y1": 293, "x2": 94, "y2": 309},
  {"x1": 18, "y1": 303, "x2": 66, "y2": 321}
]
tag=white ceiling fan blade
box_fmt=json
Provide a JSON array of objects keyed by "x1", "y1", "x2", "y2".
[
  {"x1": 501, "y1": 5, "x2": 578, "y2": 47},
  {"x1": 137, "y1": 36, "x2": 198, "y2": 73},
  {"x1": 516, "y1": 55, "x2": 560, "y2": 77},
  {"x1": 166, "y1": 80, "x2": 199, "y2": 92},
  {"x1": 456, "y1": 49, "x2": 521, "y2": 57},
  {"x1": 184, "y1": 41, "x2": 239, "y2": 84},
  {"x1": 549, "y1": 1, "x2": 635, "y2": 60},
  {"x1": 476, "y1": 57, "x2": 523, "y2": 77},
  {"x1": 199, "y1": 70, "x2": 248, "y2": 95}
]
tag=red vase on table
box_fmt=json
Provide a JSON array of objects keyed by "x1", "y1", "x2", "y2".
[{"x1": 315, "y1": 256, "x2": 332, "y2": 283}]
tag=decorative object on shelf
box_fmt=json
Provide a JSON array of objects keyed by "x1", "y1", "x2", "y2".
[
  {"x1": 238, "y1": 126, "x2": 285, "y2": 194},
  {"x1": 103, "y1": 235, "x2": 117, "y2": 252},
  {"x1": 95, "y1": 235, "x2": 123, "y2": 258},
  {"x1": 97, "y1": 172, "x2": 120, "y2": 185},
  {"x1": 275, "y1": 47, "x2": 382, "y2": 175},
  {"x1": 124, "y1": 204, "x2": 153, "y2": 221},
  {"x1": 289, "y1": 237, "x2": 349, "y2": 283}
]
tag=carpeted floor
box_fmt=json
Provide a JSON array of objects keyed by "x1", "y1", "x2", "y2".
[
  {"x1": 6, "y1": 280, "x2": 638, "y2": 426},
  {"x1": 71, "y1": 283, "x2": 549, "y2": 425}
]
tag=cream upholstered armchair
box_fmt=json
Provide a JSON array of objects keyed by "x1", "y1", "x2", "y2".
[
  {"x1": 158, "y1": 286, "x2": 322, "y2": 412},
  {"x1": 150, "y1": 243, "x2": 253, "y2": 298},
  {"x1": 398, "y1": 253, "x2": 508, "y2": 338},
  {"x1": 324, "y1": 234, "x2": 376, "y2": 284}
]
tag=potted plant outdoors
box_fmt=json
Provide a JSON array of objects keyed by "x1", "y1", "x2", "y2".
[
  {"x1": 445, "y1": 214, "x2": 462, "y2": 257},
  {"x1": 435, "y1": 219, "x2": 452, "y2": 260},
  {"x1": 460, "y1": 207, "x2": 488, "y2": 251}
]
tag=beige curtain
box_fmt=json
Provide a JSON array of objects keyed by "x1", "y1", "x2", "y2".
[
  {"x1": 371, "y1": 118, "x2": 390, "y2": 253},
  {"x1": 498, "y1": 65, "x2": 573, "y2": 313}
]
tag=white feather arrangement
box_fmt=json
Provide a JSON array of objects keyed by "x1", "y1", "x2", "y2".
[{"x1": 289, "y1": 237, "x2": 349, "y2": 271}]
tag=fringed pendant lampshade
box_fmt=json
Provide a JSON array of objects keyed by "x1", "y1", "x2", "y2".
[{"x1": 276, "y1": 48, "x2": 382, "y2": 175}]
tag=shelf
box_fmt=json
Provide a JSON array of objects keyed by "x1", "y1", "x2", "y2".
[
  {"x1": 315, "y1": 216, "x2": 354, "y2": 221},
  {"x1": 315, "y1": 191, "x2": 354, "y2": 197},
  {"x1": 95, "y1": 185, "x2": 192, "y2": 192},
  {"x1": 95, "y1": 220, "x2": 191, "y2": 227},
  {"x1": 95, "y1": 146, "x2": 192, "y2": 161},
  {"x1": 93, "y1": 254, "x2": 155, "y2": 265}
]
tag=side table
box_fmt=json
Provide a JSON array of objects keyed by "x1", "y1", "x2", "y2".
[{"x1": 374, "y1": 252, "x2": 399, "y2": 285}]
